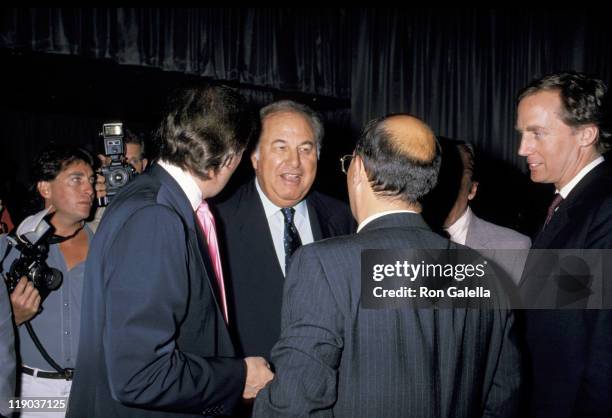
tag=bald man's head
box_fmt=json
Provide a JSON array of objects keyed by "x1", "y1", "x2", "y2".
[
  {"x1": 355, "y1": 113, "x2": 440, "y2": 204},
  {"x1": 383, "y1": 115, "x2": 438, "y2": 163}
]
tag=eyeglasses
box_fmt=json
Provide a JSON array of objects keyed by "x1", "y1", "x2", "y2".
[{"x1": 340, "y1": 154, "x2": 353, "y2": 174}]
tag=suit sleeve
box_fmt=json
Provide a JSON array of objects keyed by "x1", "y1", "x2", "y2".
[
  {"x1": 573, "y1": 200, "x2": 612, "y2": 413},
  {"x1": 573, "y1": 310, "x2": 612, "y2": 414},
  {"x1": 103, "y1": 206, "x2": 245, "y2": 414},
  {"x1": 0, "y1": 278, "x2": 15, "y2": 417},
  {"x1": 253, "y1": 246, "x2": 343, "y2": 418},
  {"x1": 483, "y1": 310, "x2": 522, "y2": 418}
]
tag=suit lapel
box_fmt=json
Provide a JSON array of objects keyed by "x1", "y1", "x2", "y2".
[
  {"x1": 532, "y1": 206, "x2": 569, "y2": 248},
  {"x1": 236, "y1": 181, "x2": 284, "y2": 278},
  {"x1": 306, "y1": 197, "x2": 324, "y2": 241},
  {"x1": 150, "y1": 164, "x2": 225, "y2": 318},
  {"x1": 532, "y1": 163, "x2": 607, "y2": 248}
]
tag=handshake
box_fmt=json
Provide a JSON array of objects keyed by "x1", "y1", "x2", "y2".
[{"x1": 243, "y1": 356, "x2": 274, "y2": 399}]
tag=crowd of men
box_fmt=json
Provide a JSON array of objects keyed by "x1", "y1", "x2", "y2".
[{"x1": 1, "y1": 70, "x2": 611, "y2": 418}]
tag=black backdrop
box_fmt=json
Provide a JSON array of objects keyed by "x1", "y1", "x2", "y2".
[{"x1": 1, "y1": 8, "x2": 611, "y2": 235}]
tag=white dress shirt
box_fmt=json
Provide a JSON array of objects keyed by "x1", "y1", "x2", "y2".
[
  {"x1": 357, "y1": 210, "x2": 418, "y2": 233},
  {"x1": 157, "y1": 160, "x2": 202, "y2": 211},
  {"x1": 255, "y1": 179, "x2": 314, "y2": 276},
  {"x1": 558, "y1": 156, "x2": 604, "y2": 198},
  {"x1": 445, "y1": 206, "x2": 473, "y2": 245}
]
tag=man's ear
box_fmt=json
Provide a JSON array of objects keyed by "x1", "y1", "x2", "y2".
[
  {"x1": 250, "y1": 148, "x2": 259, "y2": 171},
  {"x1": 226, "y1": 150, "x2": 243, "y2": 171},
  {"x1": 37, "y1": 181, "x2": 51, "y2": 200},
  {"x1": 579, "y1": 124, "x2": 599, "y2": 148},
  {"x1": 351, "y1": 155, "x2": 366, "y2": 187},
  {"x1": 142, "y1": 158, "x2": 149, "y2": 171},
  {"x1": 468, "y1": 181, "x2": 479, "y2": 201}
]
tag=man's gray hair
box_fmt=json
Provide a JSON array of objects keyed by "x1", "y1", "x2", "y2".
[{"x1": 257, "y1": 100, "x2": 324, "y2": 157}]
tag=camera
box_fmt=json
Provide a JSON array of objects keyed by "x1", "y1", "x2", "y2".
[
  {"x1": 99, "y1": 122, "x2": 137, "y2": 206},
  {"x1": 2, "y1": 208, "x2": 62, "y2": 300}
]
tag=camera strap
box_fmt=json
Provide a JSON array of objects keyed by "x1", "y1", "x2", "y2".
[
  {"x1": 25, "y1": 322, "x2": 73, "y2": 380},
  {"x1": 47, "y1": 223, "x2": 85, "y2": 245}
]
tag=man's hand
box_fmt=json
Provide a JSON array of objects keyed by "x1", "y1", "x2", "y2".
[
  {"x1": 243, "y1": 356, "x2": 274, "y2": 399},
  {"x1": 97, "y1": 153, "x2": 112, "y2": 168},
  {"x1": 95, "y1": 173, "x2": 107, "y2": 199},
  {"x1": 10, "y1": 276, "x2": 41, "y2": 325}
]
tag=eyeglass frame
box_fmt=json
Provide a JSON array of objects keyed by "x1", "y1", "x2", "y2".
[{"x1": 340, "y1": 154, "x2": 354, "y2": 174}]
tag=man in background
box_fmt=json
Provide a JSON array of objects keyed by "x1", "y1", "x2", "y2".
[
  {"x1": 424, "y1": 138, "x2": 531, "y2": 284},
  {"x1": 122, "y1": 128, "x2": 149, "y2": 175},
  {"x1": 88, "y1": 128, "x2": 149, "y2": 232}
]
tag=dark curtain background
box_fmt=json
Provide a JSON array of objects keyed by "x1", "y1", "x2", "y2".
[
  {"x1": 0, "y1": 8, "x2": 351, "y2": 98},
  {"x1": 1, "y1": 8, "x2": 611, "y2": 233},
  {"x1": 352, "y1": 9, "x2": 612, "y2": 166},
  {"x1": 351, "y1": 9, "x2": 612, "y2": 232}
]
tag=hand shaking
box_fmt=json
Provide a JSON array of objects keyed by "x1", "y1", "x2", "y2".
[{"x1": 243, "y1": 356, "x2": 274, "y2": 399}]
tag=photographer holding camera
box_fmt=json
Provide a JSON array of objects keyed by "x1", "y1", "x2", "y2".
[
  {"x1": 0, "y1": 146, "x2": 105, "y2": 418},
  {"x1": 88, "y1": 127, "x2": 148, "y2": 232}
]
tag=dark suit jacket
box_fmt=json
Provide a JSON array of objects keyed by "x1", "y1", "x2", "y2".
[
  {"x1": 520, "y1": 161, "x2": 612, "y2": 418},
  {"x1": 254, "y1": 213, "x2": 521, "y2": 418},
  {"x1": 67, "y1": 164, "x2": 245, "y2": 418},
  {"x1": 215, "y1": 180, "x2": 354, "y2": 359}
]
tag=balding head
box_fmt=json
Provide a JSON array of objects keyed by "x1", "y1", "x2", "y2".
[
  {"x1": 355, "y1": 113, "x2": 440, "y2": 204},
  {"x1": 382, "y1": 115, "x2": 438, "y2": 163}
]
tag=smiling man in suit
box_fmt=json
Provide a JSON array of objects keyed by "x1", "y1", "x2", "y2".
[
  {"x1": 215, "y1": 100, "x2": 354, "y2": 362},
  {"x1": 516, "y1": 71, "x2": 612, "y2": 417},
  {"x1": 253, "y1": 114, "x2": 521, "y2": 417},
  {"x1": 67, "y1": 85, "x2": 273, "y2": 418}
]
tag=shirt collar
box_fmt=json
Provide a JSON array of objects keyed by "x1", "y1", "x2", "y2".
[
  {"x1": 444, "y1": 206, "x2": 472, "y2": 243},
  {"x1": 557, "y1": 156, "x2": 604, "y2": 199},
  {"x1": 357, "y1": 210, "x2": 418, "y2": 233},
  {"x1": 255, "y1": 178, "x2": 308, "y2": 219},
  {"x1": 158, "y1": 160, "x2": 203, "y2": 211}
]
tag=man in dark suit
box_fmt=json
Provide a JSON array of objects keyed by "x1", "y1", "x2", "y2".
[
  {"x1": 67, "y1": 86, "x2": 273, "y2": 418},
  {"x1": 216, "y1": 100, "x2": 354, "y2": 360},
  {"x1": 253, "y1": 114, "x2": 521, "y2": 417},
  {"x1": 516, "y1": 71, "x2": 612, "y2": 417}
]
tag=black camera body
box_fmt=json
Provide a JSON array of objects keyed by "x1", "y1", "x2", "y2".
[
  {"x1": 99, "y1": 122, "x2": 137, "y2": 206},
  {"x1": 3, "y1": 213, "x2": 62, "y2": 301}
]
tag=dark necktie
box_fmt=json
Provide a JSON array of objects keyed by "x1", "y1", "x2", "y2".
[
  {"x1": 544, "y1": 193, "x2": 564, "y2": 228},
  {"x1": 281, "y1": 207, "x2": 302, "y2": 274}
]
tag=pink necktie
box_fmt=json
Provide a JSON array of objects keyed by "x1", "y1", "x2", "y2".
[{"x1": 196, "y1": 200, "x2": 228, "y2": 324}]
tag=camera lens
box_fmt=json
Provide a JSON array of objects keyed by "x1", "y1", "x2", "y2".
[
  {"x1": 109, "y1": 168, "x2": 129, "y2": 188},
  {"x1": 30, "y1": 265, "x2": 62, "y2": 291}
]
